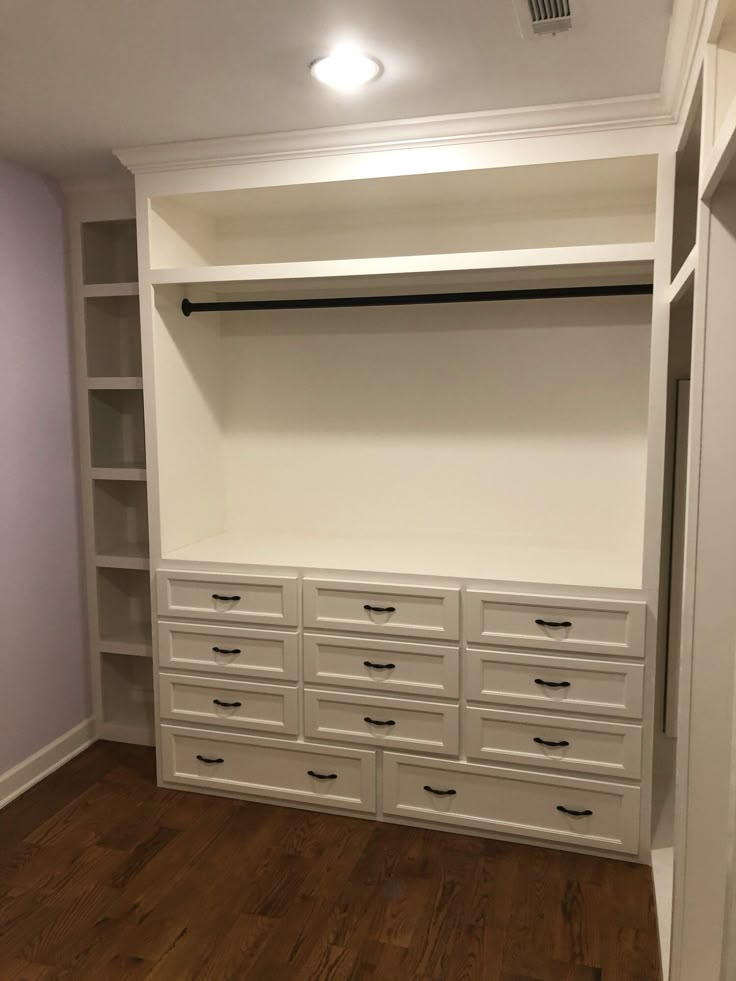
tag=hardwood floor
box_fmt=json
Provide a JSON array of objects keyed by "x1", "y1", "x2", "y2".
[{"x1": 0, "y1": 742, "x2": 662, "y2": 980}]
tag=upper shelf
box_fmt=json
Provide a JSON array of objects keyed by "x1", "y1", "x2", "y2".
[
  {"x1": 702, "y1": 0, "x2": 736, "y2": 198},
  {"x1": 147, "y1": 156, "x2": 658, "y2": 277}
]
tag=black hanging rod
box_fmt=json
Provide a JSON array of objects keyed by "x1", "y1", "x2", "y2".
[{"x1": 181, "y1": 283, "x2": 652, "y2": 316}]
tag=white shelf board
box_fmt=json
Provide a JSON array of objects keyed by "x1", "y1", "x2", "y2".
[
  {"x1": 82, "y1": 282, "x2": 140, "y2": 298},
  {"x1": 95, "y1": 543, "x2": 150, "y2": 570},
  {"x1": 701, "y1": 92, "x2": 736, "y2": 199},
  {"x1": 165, "y1": 530, "x2": 644, "y2": 591},
  {"x1": 151, "y1": 243, "x2": 656, "y2": 292},
  {"x1": 668, "y1": 245, "x2": 698, "y2": 305},
  {"x1": 98, "y1": 627, "x2": 152, "y2": 658},
  {"x1": 86, "y1": 377, "x2": 143, "y2": 390},
  {"x1": 91, "y1": 465, "x2": 147, "y2": 482}
]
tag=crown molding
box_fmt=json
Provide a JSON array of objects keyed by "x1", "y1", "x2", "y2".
[
  {"x1": 660, "y1": 0, "x2": 711, "y2": 122},
  {"x1": 116, "y1": 92, "x2": 672, "y2": 175}
]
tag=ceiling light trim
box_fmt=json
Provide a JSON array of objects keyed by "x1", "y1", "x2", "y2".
[{"x1": 116, "y1": 92, "x2": 671, "y2": 174}]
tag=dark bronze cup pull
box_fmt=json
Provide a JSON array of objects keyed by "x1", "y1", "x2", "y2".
[
  {"x1": 196, "y1": 755, "x2": 224, "y2": 764},
  {"x1": 534, "y1": 679, "x2": 572, "y2": 688},
  {"x1": 535, "y1": 618, "x2": 572, "y2": 628},
  {"x1": 213, "y1": 699, "x2": 242, "y2": 708},
  {"x1": 364, "y1": 604, "x2": 396, "y2": 614},
  {"x1": 364, "y1": 717, "x2": 396, "y2": 726},
  {"x1": 363, "y1": 661, "x2": 396, "y2": 670},
  {"x1": 212, "y1": 647, "x2": 241, "y2": 655},
  {"x1": 307, "y1": 770, "x2": 338, "y2": 780},
  {"x1": 557, "y1": 805, "x2": 593, "y2": 817},
  {"x1": 212, "y1": 594, "x2": 241, "y2": 602},
  {"x1": 534, "y1": 737, "x2": 571, "y2": 748},
  {"x1": 424, "y1": 785, "x2": 457, "y2": 796}
]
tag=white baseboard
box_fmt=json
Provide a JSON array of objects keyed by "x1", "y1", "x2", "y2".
[{"x1": 0, "y1": 718, "x2": 96, "y2": 810}]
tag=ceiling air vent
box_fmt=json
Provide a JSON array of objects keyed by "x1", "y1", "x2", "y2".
[{"x1": 514, "y1": 0, "x2": 574, "y2": 37}]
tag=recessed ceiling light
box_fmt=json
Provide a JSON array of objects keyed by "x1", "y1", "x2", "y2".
[{"x1": 310, "y1": 44, "x2": 383, "y2": 92}]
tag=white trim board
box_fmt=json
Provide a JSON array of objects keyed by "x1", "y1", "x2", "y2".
[{"x1": 0, "y1": 719, "x2": 96, "y2": 810}]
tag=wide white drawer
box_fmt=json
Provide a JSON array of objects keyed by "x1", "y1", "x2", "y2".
[
  {"x1": 159, "y1": 672, "x2": 298, "y2": 735},
  {"x1": 304, "y1": 633, "x2": 459, "y2": 698},
  {"x1": 465, "y1": 648, "x2": 644, "y2": 719},
  {"x1": 303, "y1": 578, "x2": 459, "y2": 641},
  {"x1": 158, "y1": 621, "x2": 299, "y2": 681},
  {"x1": 161, "y1": 724, "x2": 376, "y2": 812},
  {"x1": 304, "y1": 688, "x2": 459, "y2": 755},
  {"x1": 465, "y1": 590, "x2": 646, "y2": 658},
  {"x1": 383, "y1": 753, "x2": 640, "y2": 853},
  {"x1": 157, "y1": 570, "x2": 298, "y2": 626},
  {"x1": 465, "y1": 706, "x2": 643, "y2": 778}
]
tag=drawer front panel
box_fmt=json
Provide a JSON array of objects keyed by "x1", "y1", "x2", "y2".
[
  {"x1": 465, "y1": 649, "x2": 644, "y2": 719},
  {"x1": 303, "y1": 579, "x2": 459, "y2": 640},
  {"x1": 303, "y1": 633, "x2": 459, "y2": 698},
  {"x1": 159, "y1": 672, "x2": 298, "y2": 735},
  {"x1": 465, "y1": 707, "x2": 643, "y2": 778},
  {"x1": 161, "y1": 725, "x2": 376, "y2": 812},
  {"x1": 465, "y1": 590, "x2": 646, "y2": 658},
  {"x1": 157, "y1": 570, "x2": 298, "y2": 626},
  {"x1": 158, "y1": 621, "x2": 299, "y2": 681},
  {"x1": 305, "y1": 688, "x2": 459, "y2": 755},
  {"x1": 383, "y1": 753, "x2": 640, "y2": 853}
]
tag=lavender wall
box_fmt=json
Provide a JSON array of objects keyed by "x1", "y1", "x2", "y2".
[{"x1": 0, "y1": 159, "x2": 90, "y2": 773}]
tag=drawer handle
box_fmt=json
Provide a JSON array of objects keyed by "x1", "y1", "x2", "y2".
[
  {"x1": 363, "y1": 661, "x2": 396, "y2": 670},
  {"x1": 534, "y1": 679, "x2": 571, "y2": 688},
  {"x1": 364, "y1": 717, "x2": 396, "y2": 726},
  {"x1": 196, "y1": 754, "x2": 224, "y2": 764},
  {"x1": 534, "y1": 737, "x2": 571, "y2": 748},
  {"x1": 212, "y1": 594, "x2": 241, "y2": 602},
  {"x1": 424, "y1": 785, "x2": 457, "y2": 796},
  {"x1": 307, "y1": 770, "x2": 338, "y2": 780},
  {"x1": 535, "y1": 618, "x2": 572, "y2": 629},
  {"x1": 364, "y1": 604, "x2": 396, "y2": 614},
  {"x1": 212, "y1": 647, "x2": 241, "y2": 655},
  {"x1": 557, "y1": 805, "x2": 593, "y2": 817},
  {"x1": 213, "y1": 699, "x2": 242, "y2": 708}
]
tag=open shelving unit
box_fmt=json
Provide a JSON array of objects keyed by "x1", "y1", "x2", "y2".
[{"x1": 68, "y1": 204, "x2": 154, "y2": 745}]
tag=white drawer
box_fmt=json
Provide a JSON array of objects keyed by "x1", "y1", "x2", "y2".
[
  {"x1": 465, "y1": 706, "x2": 643, "y2": 778},
  {"x1": 304, "y1": 633, "x2": 459, "y2": 699},
  {"x1": 465, "y1": 590, "x2": 646, "y2": 658},
  {"x1": 161, "y1": 724, "x2": 376, "y2": 812},
  {"x1": 157, "y1": 570, "x2": 298, "y2": 626},
  {"x1": 383, "y1": 753, "x2": 640, "y2": 853},
  {"x1": 159, "y1": 672, "x2": 298, "y2": 736},
  {"x1": 304, "y1": 688, "x2": 459, "y2": 755},
  {"x1": 303, "y1": 578, "x2": 459, "y2": 641},
  {"x1": 465, "y1": 648, "x2": 644, "y2": 719},
  {"x1": 158, "y1": 621, "x2": 298, "y2": 681}
]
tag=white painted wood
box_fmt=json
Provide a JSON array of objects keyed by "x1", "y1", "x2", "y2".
[
  {"x1": 465, "y1": 706, "x2": 643, "y2": 779},
  {"x1": 303, "y1": 579, "x2": 460, "y2": 641},
  {"x1": 464, "y1": 648, "x2": 645, "y2": 720},
  {"x1": 82, "y1": 282, "x2": 139, "y2": 298},
  {"x1": 159, "y1": 672, "x2": 298, "y2": 735},
  {"x1": 157, "y1": 569, "x2": 298, "y2": 626},
  {"x1": 161, "y1": 724, "x2": 376, "y2": 812},
  {"x1": 464, "y1": 591, "x2": 646, "y2": 657},
  {"x1": 383, "y1": 752, "x2": 640, "y2": 854},
  {"x1": 0, "y1": 719, "x2": 96, "y2": 810},
  {"x1": 668, "y1": 245, "x2": 698, "y2": 303},
  {"x1": 158, "y1": 621, "x2": 298, "y2": 681},
  {"x1": 304, "y1": 688, "x2": 459, "y2": 756},
  {"x1": 303, "y1": 633, "x2": 459, "y2": 699}
]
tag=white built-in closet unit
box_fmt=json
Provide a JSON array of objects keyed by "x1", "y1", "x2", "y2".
[{"x1": 111, "y1": 127, "x2": 676, "y2": 868}]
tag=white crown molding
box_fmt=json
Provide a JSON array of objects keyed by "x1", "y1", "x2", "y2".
[
  {"x1": 116, "y1": 92, "x2": 671, "y2": 175},
  {"x1": 660, "y1": 0, "x2": 711, "y2": 122}
]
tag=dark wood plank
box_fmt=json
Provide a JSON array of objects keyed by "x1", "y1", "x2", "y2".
[{"x1": 0, "y1": 742, "x2": 662, "y2": 980}]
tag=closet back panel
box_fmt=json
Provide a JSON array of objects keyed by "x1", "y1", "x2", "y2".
[{"x1": 154, "y1": 292, "x2": 651, "y2": 587}]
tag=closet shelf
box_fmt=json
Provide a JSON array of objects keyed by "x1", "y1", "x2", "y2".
[
  {"x1": 87, "y1": 377, "x2": 143, "y2": 390},
  {"x1": 151, "y1": 243, "x2": 655, "y2": 294},
  {"x1": 668, "y1": 245, "x2": 697, "y2": 305},
  {"x1": 82, "y1": 282, "x2": 139, "y2": 298},
  {"x1": 98, "y1": 628, "x2": 152, "y2": 658},
  {"x1": 91, "y1": 466, "x2": 147, "y2": 482},
  {"x1": 701, "y1": 94, "x2": 736, "y2": 200},
  {"x1": 95, "y1": 544, "x2": 150, "y2": 570}
]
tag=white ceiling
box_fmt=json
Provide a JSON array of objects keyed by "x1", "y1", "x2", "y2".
[{"x1": 0, "y1": 0, "x2": 673, "y2": 179}]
